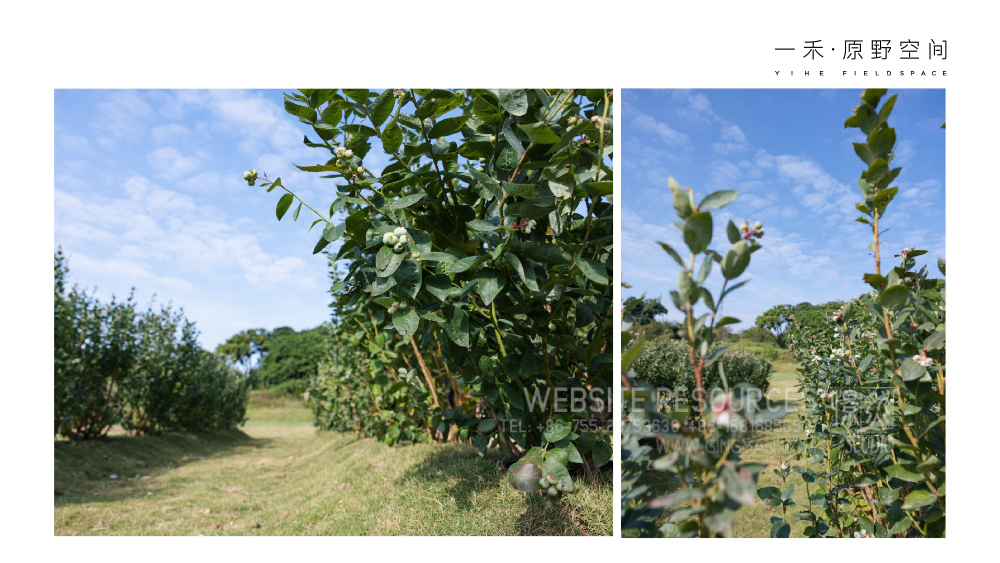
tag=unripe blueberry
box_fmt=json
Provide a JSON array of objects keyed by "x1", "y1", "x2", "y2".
[
  {"x1": 335, "y1": 146, "x2": 345, "y2": 156},
  {"x1": 757, "y1": 229, "x2": 764, "y2": 237},
  {"x1": 539, "y1": 478, "x2": 548, "y2": 489},
  {"x1": 357, "y1": 166, "x2": 365, "y2": 175},
  {"x1": 411, "y1": 250, "x2": 420, "y2": 258},
  {"x1": 243, "y1": 171, "x2": 252, "y2": 181},
  {"x1": 394, "y1": 242, "x2": 405, "y2": 252},
  {"x1": 398, "y1": 301, "x2": 407, "y2": 309},
  {"x1": 344, "y1": 149, "x2": 354, "y2": 158},
  {"x1": 754, "y1": 221, "x2": 762, "y2": 230},
  {"x1": 393, "y1": 227, "x2": 407, "y2": 237},
  {"x1": 249, "y1": 169, "x2": 257, "y2": 177},
  {"x1": 351, "y1": 163, "x2": 358, "y2": 171},
  {"x1": 547, "y1": 488, "x2": 558, "y2": 497},
  {"x1": 383, "y1": 232, "x2": 396, "y2": 245},
  {"x1": 398, "y1": 234, "x2": 408, "y2": 244}
]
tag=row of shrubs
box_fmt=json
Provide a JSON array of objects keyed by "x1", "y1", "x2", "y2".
[
  {"x1": 54, "y1": 250, "x2": 248, "y2": 440},
  {"x1": 629, "y1": 338, "x2": 772, "y2": 407}
]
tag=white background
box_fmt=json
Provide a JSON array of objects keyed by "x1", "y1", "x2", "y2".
[{"x1": 1, "y1": 0, "x2": 991, "y2": 556}]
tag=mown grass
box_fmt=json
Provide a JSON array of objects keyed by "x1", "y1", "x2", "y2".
[
  {"x1": 633, "y1": 342, "x2": 816, "y2": 537},
  {"x1": 55, "y1": 392, "x2": 612, "y2": 536}
]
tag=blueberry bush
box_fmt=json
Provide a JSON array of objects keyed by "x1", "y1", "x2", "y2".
[
  {"x1": 54, "y1": 249, "x2": 249, "y2": 439},
  {"x1": 760, "y1": 89, "x2": 946, "y2": 538},
  {"x1": 622, "y1": 181, "x2": 769, "y2": 537},
  {"x1": 245, "y1": 89, "x2": 613, "y2": 498}
]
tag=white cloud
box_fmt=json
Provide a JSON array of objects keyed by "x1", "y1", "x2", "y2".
[
  {"x1": 90, "y1": 90, "x2": 155, "y2": 148},
  {"x1": 146, "y1": 146, "x2": 205, "y2": 177},
  {"x1": 55, "y1": 175, "x2": 325, "y2": 296},
  {"x1": 150, "y1": 123, "x2": 191, "y2": 144},
  {"x1": 631, "y1": 112, "x2": 689, "y2": 146}
]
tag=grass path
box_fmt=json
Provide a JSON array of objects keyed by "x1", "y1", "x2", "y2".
[{"x1": 54, "y1": 395, "x2": 611, "y2": 536}]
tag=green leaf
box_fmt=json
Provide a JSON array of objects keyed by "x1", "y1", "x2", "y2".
[
  {"x1": 375, "y1": 245, "x2": 404, "y2": 278},
  {"x1": 292, "y1": 202, "x2": 302, "y2": 221},
  {"x1": 592, "y1": 439, "x2": 613, "y2": 468},
  {"x1": 428, "y1": 115, "x2": 469, "y2": 138},
  {"x1": 275, "y1": 193, "x2": 295, "y2": 220},
  {"x1": 657, "y1": 242, "x2": 685, "y2": 268},
  {"x1": 467, "y1": 220, "x2": 498, "y2": 232},
  {"x1": 497, "y1": 89, "x2": 528, "y2": 116},
  {"x1": 901, "y1": 490, "x2": 937, "y2": 510},
  {"x1": 669, "y1": 178, "x2": 693, "y2": 218},
  {"x1": 342, "y1": 89, "x2": 370, "y2": 103},
  {"x1": 727, "y1": 220, "x2": 741, "y2": 244},
  {"x1": 477, "y1": 268, "x2": 506, "y2": 305},
  {"x1": 323, "y1": 221, "x2": 346, "y2": 242},
  {"x1": 518, "y1": 122, "x2": 560, "y2": 144},
  {"x1": 505, "y1": 253, "x2": 539, "y2": 292},
  {"x1": 543, "y1": 420, "x2": 572, "y2": 443},
  {"x1": 445, "y1": 256, "x2": 480, "y2": 274},
  {"x1": 387, "y1": 193, "x2": 427, "y2": 210},
  {"x1": 879, "y1": 284, "x2": 909, "y2": 311},
  {"x1": 469, "y1": 168, "x2": 502, "y2": 199},
  {"x1": 853, "y1": 142, "x2": 876, "y2": 165},
  {"x1": 885, "y1": 463, "x2": 923, "y2": 483},
  {"x1": 425, "y1": 274, "x2": 455, "y2": 302},
  {"x1": 392, "y1": 308, "x2": 419, "y2": 338},
  {"x1": 368, "y1": 90, "x2": 395, "y2": 128},
  {"x1": 575, "y1": 256, "x2": 609, "y2": 285},
  {"x1": 444, "y1": 305, "x2": 470, "y2": 347},
  {"x1": 721, "y1": 241, "x2": 750, "y2": 280},
  {"x1": 312, "y1": 235, "x2": 331, "y2": 254},
  {"x1": 284, "y1": 99, "x2": 315, "y2": 122},
  {"x1": 382, "y1": 120, "x2": 403, "y2": 153},
  {"x1": 392, "y1": 259, "x2": 422, "y2": 298},
  {"x1": 478, "y1": 418, "x2": 498, "y2": 434},
  {"x1": 473, "y1": 96, "x2": 503, "y2": 124},
  {"x1": 683, "y1": 212, "x2": 713, "y2": 254},
  {"x1": 698, "y1": 190, "x2": 738, "y2": 211},
  {"x1": 899, "y1": 357, "x2": 927, "y2": 382}
]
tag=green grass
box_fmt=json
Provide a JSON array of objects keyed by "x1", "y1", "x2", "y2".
[
  {"x1": 54, "y1": 393, "x2": 611, "y2": 536},
  {"x1": 633, "y1": 357, "x2": 817, "y2": 537}
]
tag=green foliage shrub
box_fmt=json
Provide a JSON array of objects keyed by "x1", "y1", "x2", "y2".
[
  {"x1": 630, "y1": 338, "x2": 772, "y2": 405},
  {"x1": 760, "y1": 89, "x2": 945, "y2": 538},
  {"x1": 54, "y1": 250, "x2": 138, "y2": 440},
  {"x1": 739, "y1": 326, "x2": 778, "y2": 344},
  {"x1": 54, "y1": 250, "x2": 248, "y2": 439},
  {"x1": 247, "y1": 88, "x2": 614, "y2": 497}
]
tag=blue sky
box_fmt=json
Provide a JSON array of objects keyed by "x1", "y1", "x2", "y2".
[
  {"x1": 53, "y1": 90, "x2": 376, "y2": 348},
  {"x1": 622, "y1": 89, "x2": 945, "y2": 329}
]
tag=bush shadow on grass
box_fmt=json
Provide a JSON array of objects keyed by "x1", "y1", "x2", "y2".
[
  {"x1": 55, "y1": 428, "x2": 267, "y2": 506},
  {"x1": 399, "y1": 444, "x2": 589, "y2": 535}
]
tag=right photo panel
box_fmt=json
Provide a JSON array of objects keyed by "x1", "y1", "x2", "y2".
[{"x1": 621, "y1": 89, "x2": 946, "y2": 538}]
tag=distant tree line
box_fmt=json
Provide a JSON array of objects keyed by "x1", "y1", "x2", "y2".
[
  {"x1": 624, "y1": 295, "x2": 843, "y2": 347},
  {"x1": 216, "y1": 325, "x2": 327, "y2": 392}
]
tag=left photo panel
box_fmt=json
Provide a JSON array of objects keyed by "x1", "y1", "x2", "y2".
[{"x1": 53, "y1": 89, "x2": 614, "y2": 536}]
